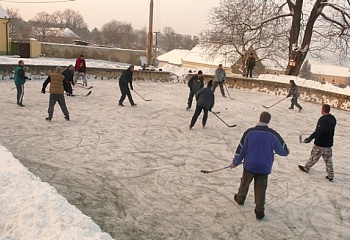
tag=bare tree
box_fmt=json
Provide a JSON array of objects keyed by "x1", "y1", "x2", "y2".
[
  {"x1": 101, "y1": 20, "x2": 135, "y2": 48},
  {"x1": 202, "y1": 0, "x2": 350, "y2": 76},
  {"x1": 201, "y1": 0, "x2": 290, "y2": 75},
  {"x1": 51, "y1": 9, "x2": 89, "y2": 39},
  {"x1": 6, "y1": 8, "x2": 30, "y2": 39},
  {"x1": 30, "y1": 12, "x2": 55, "y2": 41},
  {"x1": 134, "y1": 27, "x2": 147, "y2": 50}
]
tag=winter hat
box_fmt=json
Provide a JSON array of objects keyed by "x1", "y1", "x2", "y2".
[
  {"x1": 207, "y1": 80, "x2": 213, "y2": 87},
  {"x1": 198, "y1": 70, "x2": 203, "y2": 75}
]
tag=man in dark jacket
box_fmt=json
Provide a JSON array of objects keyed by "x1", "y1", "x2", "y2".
[
  {"x1": 230, "y1": 111, "x2": 289, "y2": 220},
  {"x1": 118, "y1": 65, "x2": 136, "y2": 107},
  {"x1": 14, "y1": 60, "x2": 30, "y2": 107},
  {"x1": 245, "y1": 53, "x2": 256, "y2": 78},
  {"x1": 62, "y1": 65, "x2": 75, "y2": 96},
  {"x1": 299, "y1": 104, "x2": 337, "y2": 181},
  {"x1": 189, "y1": 80, "x2": 214, "y2": 129},
  {"x1": 287, "y1": 79, "x2": 302, "y2": 112},
  {"x1": 41, "y1": 66, "x2": 70, "y2": 121},
  {"x1": 74, "y1": 55, "x2": 87, "y2": 86},
  {"x1": 186, "y1": 70, "x2": 204, "y2": 110}
]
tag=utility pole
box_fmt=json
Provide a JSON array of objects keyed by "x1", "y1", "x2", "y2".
[
  {"x1": 147, "y1": 0, "x2": 154, "y2": 66},
  {"x1": 153, "y1": 31, "x2": 160, "y2": 66}
]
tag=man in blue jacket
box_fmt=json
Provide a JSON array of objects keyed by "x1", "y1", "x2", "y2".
[{"x1": 230, "y1": 111, "x2": 289, "y2": 220}]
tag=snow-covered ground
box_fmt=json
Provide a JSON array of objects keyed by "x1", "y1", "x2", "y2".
[{"x1": 1, "y1": 57, "x2": 350, "y2": 239}]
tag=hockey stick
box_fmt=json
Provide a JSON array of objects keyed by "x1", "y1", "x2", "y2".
[
  {"x1": 200, "y1": 165, "x2": 230, "y2": 174},
  {"x1": 133, "y1": 89, "x2": 152, "y2": 101},
  {"x1": 224, "y1": 83, "x2": 235, "y2": 100},
  {"x1": 75, "y1": 83, "x2": 93, "y2": 90},
  {"x1": 211, "y1": 111, "x2": 237, "y2": 127},
  {"x1": 262, "y1": 97, "x2": 287, "y2": 109}
]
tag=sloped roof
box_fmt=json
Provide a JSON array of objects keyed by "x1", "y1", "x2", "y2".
[
  {"x1": 0, "y1": 4, "x2": 9, "y2": 19},
  {"x1": 157, "y1": 49, "x2": 190, "y2": 65},
  {"x1": 182, "y1": 44, "x2": 239, "y2": 67},
  {"x1": 32, "y1": 27, "x2": 80, "y2": 38},
  {"x1": 309, "y1": 60, "x2": 350, "y2": 77}
]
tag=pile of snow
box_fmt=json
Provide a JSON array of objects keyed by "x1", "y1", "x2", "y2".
[{"x1": 0, "y1": 145, "x2": 113, "y2": 239}]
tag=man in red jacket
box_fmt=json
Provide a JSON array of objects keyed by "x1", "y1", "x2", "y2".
[{"x1": 74, "y1": 55, "x2": 87, "y2": 86}]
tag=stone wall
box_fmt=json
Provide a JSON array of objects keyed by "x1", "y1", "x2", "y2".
[
  {"x1": 41, "y1": 43, "x2": 146, "y2": 66},
  {"x1": 1, "y1": 64, "x2": 349, "y2": 111}
]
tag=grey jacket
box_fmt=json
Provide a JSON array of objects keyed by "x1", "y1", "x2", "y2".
[{"x1": 214, "y1": 68, "x2": 226, "y2": 82}]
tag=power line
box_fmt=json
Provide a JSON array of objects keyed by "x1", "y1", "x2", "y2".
[{"x1": 0, "y1": 0, "x2": 74, "y2": 3}]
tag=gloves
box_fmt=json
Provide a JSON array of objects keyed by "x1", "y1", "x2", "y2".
[
  {"x1": 41, "y1": 88, "x2": 45, "y2": 94},
  {"x1": 130, "y1": 86, "x2": 133, "y2": 91},
  {"x1": 286, "y1": 94, "x2": 291, "y2": 98},
  {"x1": 209, "y1": 108, "x2": 212, "y2": 112},
  {"x1": 303, "y1": 138, "x2": 311, "y2": 143},
  {"x1": 28, "y1": 77, "x2": 32, "y2": 81}
]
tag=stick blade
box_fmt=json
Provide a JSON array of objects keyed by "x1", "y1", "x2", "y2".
[
  {"x1": 299, "y1": 135, "x2": 302, "y2": 143},
  {"x1": 200, "y1": 170, "x2": 210, "y2": 174},
  {"x1": 262, "y1": 105, "x2": 269, "y2": 109},
  {"x1": 228, "y1": 124, "x2": 237, "y2": 128},
  {"x1": 145, "y1": 99, "x2": 152, "y2": 101}
]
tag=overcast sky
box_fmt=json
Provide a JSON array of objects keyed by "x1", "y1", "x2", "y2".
[{"x1": 0, "y1": 0, "x2": 220, "y2": 35}]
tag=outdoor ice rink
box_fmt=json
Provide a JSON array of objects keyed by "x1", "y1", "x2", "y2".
[{"x1": 1, "y1": 79, "x2": 350, "y2": 239}]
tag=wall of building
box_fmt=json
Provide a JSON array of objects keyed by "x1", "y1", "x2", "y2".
[
  {"x1": 313, "y1": 74, "x2": 350, "y2": 86},
  {"x1": 0, "y1": 19, "x2": 9, "y2": 55},
  {"x1": 29, "y1": 38, "x2": 41, "y2": 58},
  {"x1": 41, "y1": 43, "x2": 146, "y2": 66}
]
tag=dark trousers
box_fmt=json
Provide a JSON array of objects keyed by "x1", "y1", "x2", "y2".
[
  {"x1": 119, "y1": 82, "x2": 135, "y2": 105},
  {"x1": 290, "y1": 97, "x2": 302, "y2": 110},
  {"x1": 16, "y1": 84, "x2": 24, "y2": 104},
  {"x1": 187, "y1": 91, "x2": 196, "y2": 108},
  {"x1": 48, "y1": 94, "x2": 69, "y2": 119},
  {"x1": 246, "y1": 68, "x2": 253, "y2": 77},
  {"x1": 212, "y1": 81, "x2": 225, "y2": 97},
  {"x1": 235, "y1": 169, "x2": 268, "y2": 213},
  {"x1": 190, "y1": 105, "x2": 209, "y2": 128},
  {"x1": 63, "y1": 82, "x2": 73, "y2": 95}
]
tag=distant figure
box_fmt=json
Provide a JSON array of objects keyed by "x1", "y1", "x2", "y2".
[
  {"x1": 74, "y1": 55, "x2": 87, "y2": 86},
  {"x1": 286, "y1": 80, "x2": 302, "y2": 112},
  {"x1": 299, "y1": 104, "x2": 337, "y2": 181},
  {"x1": 246, "y1": 53, "x2": 256, "y2": 78},
  {"x1": 212, "y1": 64, "x2": 226, "y2": 97},
  {"x1": 62, "y1": 65, "x2": 75, "y2": 96},
  {"x1": 186, "y1": 70, "x2": 204, "y2": 110},
  {"x1": 41, "y1": 66, "x2": 70, "y2": 121},
  {"x1": 189, "y1": 80, "x2": 215, "y2": 129},
  {"x1": 118, "y1": 65, "x2": 136, "y2": 107},
  {"x1": 14, "y1": 60, "x2": 30, "y2": 107},
  {"x1": 230, "y1": 111, "x2": 289, "y2": 220}
]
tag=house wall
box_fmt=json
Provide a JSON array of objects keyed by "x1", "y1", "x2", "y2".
[
  {"x1": 41, "y1": 43, "x2": 146, "y2": 66},
  {"x1": 313, "y1": 74, "x2": 350, "y2": 86},
  {"x1": 0, "y1": 18, "x2": 9, "y2": 55},
  {"x1": 29, "y1": 38, "x2": 41, "y2": 58}
]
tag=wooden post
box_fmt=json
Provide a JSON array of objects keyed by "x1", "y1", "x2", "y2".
[{"x1": 147, "y1": 0, "x2": 154, "y2": 66}]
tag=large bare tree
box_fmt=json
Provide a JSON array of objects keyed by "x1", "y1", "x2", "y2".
[{"x1": 202, "y1": 0, "x2": 350, "y2": 76}]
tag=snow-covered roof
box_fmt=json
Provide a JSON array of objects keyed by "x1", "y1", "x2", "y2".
[
  {"x1": 182, "y1": 44, "x2": 239, "y2": 67},
  {"x1": 32, "y1": 27, "x2": 80, "y2": 38},
  {"x1": 309, "y1": 60, "x2": 350, "y2": 77},
  {"x1": 157, "y1": 49, "x2": 190, "y2": 66},
  {"x1": 0, "y1": 4, "x2": 9, "y2": 19}
]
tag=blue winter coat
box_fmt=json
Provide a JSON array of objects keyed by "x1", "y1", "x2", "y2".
[{"x1": 232, "y1": 123, "x2": 289, "y2": 174}]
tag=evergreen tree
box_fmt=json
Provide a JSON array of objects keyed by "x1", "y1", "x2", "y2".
[{"x1": 300, "y1": 60, "x2": 313, "y2": 80}]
